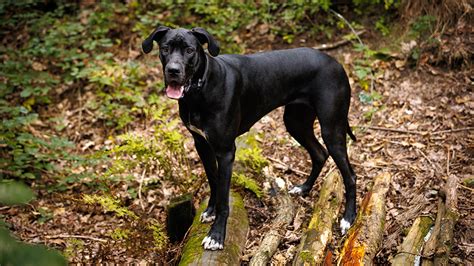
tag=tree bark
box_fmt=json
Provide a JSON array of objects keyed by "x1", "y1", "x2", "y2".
[
  {"x1": 249, "y1": 166, "x2": 296, "y2": 266},
  {"x1": 179, "y1": 191, "x2": 249, "y2": 266},
  {"x1": 422, "y1": 175, "x2": 459, "y2": 266},
  {"x1": 293, "y1": 170, "x2": 344, "y2": 266},
  {"x1": 337, "y1": 172, "x2": 392, "y2": 266},
  {"x1": 391, "y1": 216, "x2": 434, "y2": 265}
]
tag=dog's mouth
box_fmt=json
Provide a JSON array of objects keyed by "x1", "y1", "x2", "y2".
[{"x1": 165, "y1": 82, "x2": 185, "y2": 99}]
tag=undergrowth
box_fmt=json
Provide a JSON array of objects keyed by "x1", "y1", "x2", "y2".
[{"x1": 0, "y1": 0, "x2": 435, "y2": 263}]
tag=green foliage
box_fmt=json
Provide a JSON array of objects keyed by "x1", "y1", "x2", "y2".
[
  {"x1": 232, "y1": 173, "x2": 263, "y2": 199},
  {"x1": 63, "y1": 238, "x2": 84, "y2": 259},
  {"x1": 148, "y1": 221, "x2": 168, "y2": 251},
  {"x1": 0, "y1": 180, "x2": 66, "y2": 265},
  {"x1": 36, "y1": 207, "x2": 54, "y2": 224},
  {"x1": 0, "y1": 227, "x2": 67, "y2": 266},
  {"x1": 232, "y1": 131, "x2": 267, "y2": 197},
  {"x1": 0, "y1": 180, "x2": 35, "y2": 205},
  {"x1": 359, "y1": 91, "x2": 382, "y2": 105},
  {"x1": 99, "y1": 122, "x2": 190, "y2": 185},
  {"x1": 110, "y1": 228, "x2": 130, "y2": 241},
  {"x1": 82, "y1": 194, "x2": 138, "y2": 220},
  {"x1": 409, "y1": 15, "x2": 437, "y2": 40}
]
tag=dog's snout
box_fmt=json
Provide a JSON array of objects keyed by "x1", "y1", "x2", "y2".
[{"x1": 166, "y1": 63, "x2": 182, "y2": 76}]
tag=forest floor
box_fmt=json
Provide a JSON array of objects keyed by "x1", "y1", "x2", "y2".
[{"x1": 1, "y1": 19, "x2": 473, "y2": 265}]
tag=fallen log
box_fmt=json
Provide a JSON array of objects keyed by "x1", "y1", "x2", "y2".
[
  {"x1": 179, "y1": 191, "x2": 249, "y2": 266},
  {"x1": 391, "y1": 216, "x2": 434, "y2": 265},
  {"x1": 249, "y1": 166, "x2": 295, "y2": 266},
  {"x1": 293, "y1": 170, "x2": 344, "y2": 266},
  {"x1": 337, "y1": 172, "x2": 392, "y2": 265},
  {"x1": 422, "y1": 175, "x2": 459, "y2": 266}
]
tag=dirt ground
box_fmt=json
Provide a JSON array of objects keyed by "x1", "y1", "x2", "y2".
[{"x1": 2, "y1": 27, "x2": 473, "y2": 264}]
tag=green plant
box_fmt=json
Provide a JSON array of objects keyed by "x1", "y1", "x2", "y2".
[
  {"x1": 0, "y1": 180, "x2": 66, "y2": 265},
  {"x1": 148, "y1": 221, "x2": 168, "y2": 251},
  {"x1": 110, "y1": 228, "x2": 130, "y2": 240},
  {"x1": 82, "y1": 194, "x2": 138, "y2": 220},
  {"x1": 232, "y1": 173, "x2": 263, "y2": 199},
  {"x1": 409, "y1": 15, "x2": 436, "y2": 40}
]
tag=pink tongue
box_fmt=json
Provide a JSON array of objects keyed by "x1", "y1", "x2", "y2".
[{"x1": 166, "y1": 85, "x2": 184, "y2": 99}]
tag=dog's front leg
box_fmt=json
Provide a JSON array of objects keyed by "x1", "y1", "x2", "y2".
[
  {"x1": 201, "y1": 145, "x2": 235, "y2": 250},
  {"x1": 192, "y1": 133, "x2": 219, "y2": 223}
]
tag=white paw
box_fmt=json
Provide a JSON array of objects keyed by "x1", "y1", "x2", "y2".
[
  {"x1": 288, "y1": 186, "x2": 303, "y2": 195},
  {"x1": 200, "y1": 211, "x2": 216, "y2": 223},
  {"x1": 201, "y1": 236, "x2": 223, "y2": 250},
  {"x1": 340, "y1": 218, "x2": 351, "y2": 235}
]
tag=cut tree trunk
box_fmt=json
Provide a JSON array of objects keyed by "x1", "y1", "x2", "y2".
[
  {"x1": 167, "y1": 193, "x2": 195, "y2": 243},
  {"x1": 293, "y1": 170, "x2": 344, "y2": 266},
  {"x1": 179, "y1": 191, "x2": 249, "y2": 266},
  {"x1": 337, "y1": 172, "x2": 392, "y2": 266},
  {"x1": 391, "y1": 216, "x2": 434, "y2": 265},
  {"x1": 249, "y1": 166, "x2": 295, "y2": 266},
  {"x1": 422, "y1": 175, "x2": 459, "y2": 266}
]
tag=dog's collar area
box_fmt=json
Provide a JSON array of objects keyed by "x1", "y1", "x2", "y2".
[{"x1": 184, "y1": 55, "x2": 208, "y2": 94}]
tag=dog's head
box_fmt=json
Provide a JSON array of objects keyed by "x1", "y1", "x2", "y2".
[{"x1": 142, "y1": 26, "x2": 219, "y2": 99}]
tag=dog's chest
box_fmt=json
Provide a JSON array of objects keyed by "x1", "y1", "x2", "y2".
[{"x1": 186, "y1": 112, "x2": 207, "y2": 140}]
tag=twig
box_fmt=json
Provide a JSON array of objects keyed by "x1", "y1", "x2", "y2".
[
  {"x1": 446, "y1": 146, "x2": 450, "y2": 177},
  {"x1": 329, "y1": 9, "x2": 364, "y2": 46},
  {"x1": 0, "y1": 206, "x2": 11, "y2": 211},
  {"x1": 364, "y1": 125, "x2": 426, "y2": 135},
  {"x1": 267, "y1": 157, "x2": 307, "y2": 176},
  {"x1": 313, "y1": 30, "x2": 366, "y2": 50},
  {"x1": 364, "y1": 125, "x2": 474, "y2": 136},
  {"x1": 329, "y1": 8, "x2": 375, "y2": 93},
  {"x1": 432, "y1": 127, "x2": 474, "y2": 135},
  {"x1": 138, "y1": 168, "x2": 146, "y2": 211},
  {"x1": 459, "y1": 184, "x2": 474, "y2": 192},
  {"x1": 44, "y1": 234, "x2": 107, "y2": 243}
]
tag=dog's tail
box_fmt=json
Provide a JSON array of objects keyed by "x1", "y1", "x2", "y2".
[{"x1": 347, "y1": 123, "x2": 357, "y2": 142}]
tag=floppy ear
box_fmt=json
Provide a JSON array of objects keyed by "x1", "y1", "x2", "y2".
[
  {"x1": 191, "y1": 27, "x2": 220, "y2": 57},
  {"x1": 142, "y1": 26, "x2": 170, "y2": 54}
]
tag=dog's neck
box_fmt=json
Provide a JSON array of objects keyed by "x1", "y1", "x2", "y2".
[{"x1": 187, "y1": 52, "x2": 209, "y2": 91}]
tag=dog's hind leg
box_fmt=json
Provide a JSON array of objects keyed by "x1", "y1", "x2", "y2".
[
  {"x1": 192, "y1": 133, "x2": 218, "y2": 223},
  {"x1": 284, "y1": 103, "x2": 329, "y2": 195},
  {"x1": 317, "y1": 103, "x2": 357, "y2": 235}
]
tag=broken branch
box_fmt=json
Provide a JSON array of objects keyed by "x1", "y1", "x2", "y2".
[{"x1": 337, "y1": 172, "x2": 392, "y2": 265}]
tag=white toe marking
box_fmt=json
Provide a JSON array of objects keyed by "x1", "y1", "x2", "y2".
[
  {"x1": 200, "y1": 212, "x2": 216, "y2": 223},
  {"x1": 340, "y1": 218, "x2": 351, "y2": 235},
  {"x1": 288, "y1": 186, "x2": 303, "y2": 195},
  {"x1": 202, "y1": 236, "x2": 211, "y2": 246},
  {"x1": 202, "y1": 236, "x2": 224, "y2": 250}
]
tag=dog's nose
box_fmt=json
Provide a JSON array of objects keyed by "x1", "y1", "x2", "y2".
[{"x1": 166, "y1": 63, "x2": 181, "y2": 76}]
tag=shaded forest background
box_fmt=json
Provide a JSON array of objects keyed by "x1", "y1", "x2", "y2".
[{"x1": 0, "y1": 0, "x2": 472, "y2": 264}]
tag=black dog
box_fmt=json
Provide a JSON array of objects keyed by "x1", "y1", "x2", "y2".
[{"x1": 142, "y1": 26, "x2": 357, "y2": 250}]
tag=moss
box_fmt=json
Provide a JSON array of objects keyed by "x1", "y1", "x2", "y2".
[
  {"x1": 178, "y1": 201, "x2": 209, "y2": 266},
  {"x1": 179, "y1": 192, "x2": 248, "y2": 265},
  {"x1": 299, "y1": 250, "x2": 315, "y2": 264}
]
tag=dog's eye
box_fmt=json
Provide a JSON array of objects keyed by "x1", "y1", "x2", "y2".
[
  {"x1": 185, "y1": 47, "x2": 195, "y2": 54},
  {"x1": 161, "y1": 47, "x2": 169, "y2": 53}
]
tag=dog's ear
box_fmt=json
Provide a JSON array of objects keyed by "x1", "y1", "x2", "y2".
[
  {"x1": 142, "y1": 26, "x2": 170, "y2": 54},
  {"x1": 191, "y1": 27, "x2": 220, "y2": 57}
]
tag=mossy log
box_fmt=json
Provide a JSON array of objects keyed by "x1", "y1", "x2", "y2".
[
  {"x1": 337, "y1": 172, "x2": 392, "y2": 266},
  {"x1": 249, "y1": 182, "x2": 295, "y2": 266},
  {"x1": 391, "y1": 216, "x2": 434, "y2": 265},
  {"x1": 293, "y1": 170, "x2": 344, "y2": 266},
  {"x1": 422, "y1": 175, "x2": 459, "y2": 266},
  {"x1": 179, "y1": 191, "x2": 249, "y2": 266}
]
